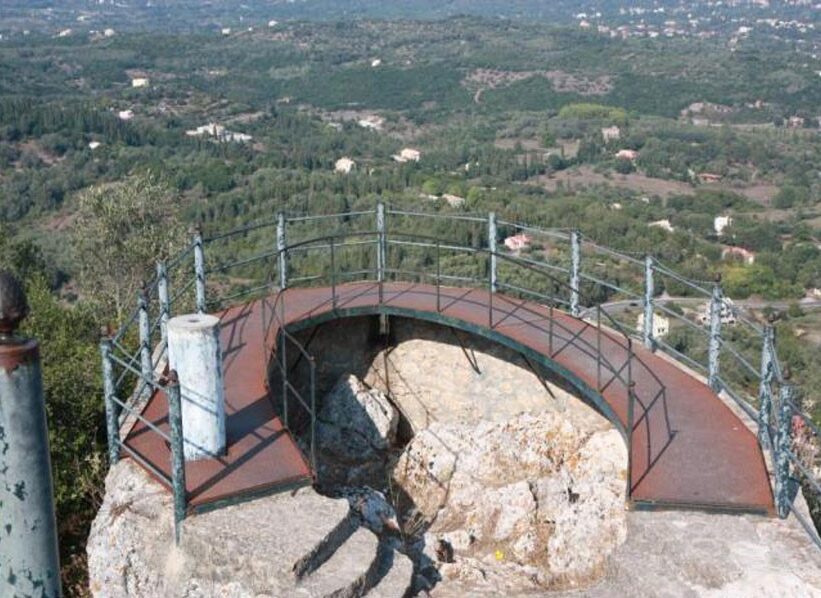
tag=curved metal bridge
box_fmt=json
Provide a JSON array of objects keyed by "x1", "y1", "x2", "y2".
[{"x1": 99, "y1": 206, "x2": 819, "y2": 545}]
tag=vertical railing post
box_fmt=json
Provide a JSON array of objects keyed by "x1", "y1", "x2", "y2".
[
  {"x1": 775, "y1": 382, "x2": 794, "y2": 519},
  {"x1": 157, "y1": 261, "x2": 170, "y2": 350},
  {"x1": 166, "y1": 370, "x2": 187, "y2": 544},
  {"x1": 570, "y1": 230, "x2": 581, "y2": 318},
  {"x1": 626, "y1": 379, "x2": 636, "y2": 501},
  {"x1": 377, "y1": 202, "x2": 386, "y2": 279},
  {"x1": 549, "y1": 305, "x2": 554, "y2": 355},
  {"x1": 277, "y1": 212, "x2": 288, "y2": 291},
  {"x1": 193, "y1": 226, "x2": 206, "y2": 314},
  {"x1": 100, "y1": 336, "x2": 120, "y2": 465},
  {"x1": 0, "y1": 272, "x2": 62, "y2": 597},
  {"x1": 138, "y1": 284, "x2": 152, "y2": 398},
  {"x1": 643, "y1": 255, "x2": 655, "y2": 350},
  {"x1": 708, "y1": 281, "x2": 723, "y2": 391},
  {"x1": 309, "y1": 356, "x2": 317, "y2": 472},
  {"x1": 436, "y1": 239, "x2": 441, "y2": 313},
  {"x1": 488, "y1": 212, "x2": 498, "y2": 294},
  {"x1": 596, "y1": 305, "x2": 602, "y2": 390},
  {"x1": 330, "y1": 236, "x2": 337, "y2": 310},
  {"x1": 758, "y1": 325, "x2": 775, "y2": 448}
]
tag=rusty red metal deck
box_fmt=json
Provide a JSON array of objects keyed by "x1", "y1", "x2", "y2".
[{"x1": 126, "y1": 281, "x2": 773, "y2": 514}]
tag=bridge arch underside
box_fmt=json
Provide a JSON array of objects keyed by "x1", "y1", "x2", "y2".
[{"x1": 270, "y1": 281, "x2": 774, "y2": 515}]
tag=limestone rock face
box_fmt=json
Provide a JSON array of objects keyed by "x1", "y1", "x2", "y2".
[
  {"x1": 315, "y1": 375, "x2": 399, "y2": 486},
  {"x1": 87, "y1": 460, "x2": 413, "y2": 597},
  {"x1": 393, "y1": 413, "x2": 628, "y2": 592}
]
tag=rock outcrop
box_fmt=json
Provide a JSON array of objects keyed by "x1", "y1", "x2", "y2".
[
  {"x1": 315, "y1": 375, "x2": 399, "y2": 487},
  {"x1": 87, "y1": 460, "x2": 413, "y2": 597},
  {"x1": 393, "y1": 413, "x2": 627, "y2": 592}
]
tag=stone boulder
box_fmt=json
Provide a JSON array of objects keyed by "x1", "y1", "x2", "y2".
[
  {"x1": 315, "y1": 375, "x2": 399, "y2": 487},
  {"x1": 392, "y1": 412, "x2": 628, "y2": 592}
]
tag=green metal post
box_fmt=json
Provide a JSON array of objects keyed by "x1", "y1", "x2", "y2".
[
  {"x1": 758, "y1": 325, "x2": 775, "y2": 448},
  {"x1": 194, "y1": 226, "x2": 206, "y2": 314},
  {"x1": 100, "y1": 336, "x2": 120, "y2": 465},
  {"x1": 643, "y1": 255, "x2": 655, "y2": 350},
  {"x1": 166, "y1": 370, "x2": 187, "y2": 544},
  {"x1": 708, "y1": 283, "x2": 723, "y2": 392},
  {"x1": 157, "y1": 261, "x2": 170, "y2": 350},
  {"x1": 138, "y1": 284, "x2": 152, "y2": 399},
  {"x1": 277, "y1": 212, "x2": 288, "y2": 290},
  {"x1": 570, "y1": 230, "x2": 581, "y2": 318},
  {"x1": 775, "y1": 383, "x2": 794, "y2": 519}
]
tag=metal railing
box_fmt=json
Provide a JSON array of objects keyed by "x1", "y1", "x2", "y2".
[{"x1": 100, "y1": 204, "x2": 819, "y2": 547}]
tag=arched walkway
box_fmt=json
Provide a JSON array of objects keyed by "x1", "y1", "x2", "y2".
[{"x1": 124, "y1": 281, "x2": 773, "y2": 515}]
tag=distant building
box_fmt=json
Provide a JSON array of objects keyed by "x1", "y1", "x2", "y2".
[
  {"x1": 334, "y1": 157, "x2": 356, "y2": 174},
  {"x1": 809, "y1": 288, "x2": 821, "y2": 300},
  {"x1": 721, "y1": 246, "x2": 756, "y2": 265},
  {"x1": 131, "y1": 77, "x2": 150, "y2": 88},
  {"x1": 698, "y1": 298, "x2": 737, "y2": 326},
  {"x1": 393, "y1": 148, "x2": 421, "y2": 163},
  {"x1": 649, "y1": 219, "x2": 675, "y2": 233},
  {"x1": 118, "y1": 110, "x2": 134, "y2": 121},
  {"x1": 103, "y1": 28, "x2": 116, "y2": 37},
  {"x1": 636, "y1": 312, "x2": 670, "y2": 339},
  {"x1": 358, "y1": 115, "x2": 384, "y2": 131},
  {"x1": 698, "y1": 172, "x2": 722, "y2": 184},
  {"x1": 88, "y1": 141, "x2": 102, "y2": 150},
  {"x1": 221, "y1": 28, "x2": 232, "y2": 36},
  {"x1": 57, "y1": 29, "x2": 73, "y2": 38},
  {"x1": 186, "y1": 122, "x2": 252, "y2": 143},
  {"x1": 788, "y1": 116, "x2": 805, "y2": 128},
  {"x1": 268, "y1": 20, "x2": 279, "y2": 28},
  {"x1": 504, "y1": 233, "x2": 532, "y2": 253},
  {"x1": 616, "y1": 149, "x2": 639, "y2": 161},
  {"x1": 601, "y1": 126, "x2": 621, "y2": 142},
  {"x1": 441, "y1": 194, "x2": 465, "y2": 208},
  {"x1": 371, "y1": 58, "x2": 382, "y2": 68},
  {"x1": 714, "y1": 215, "x2": 733, "y2": 236}
]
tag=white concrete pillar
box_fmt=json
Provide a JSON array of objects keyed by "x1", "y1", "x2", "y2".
[{"x1": 167, "y1": 314, "x2": 226, "y2": 461}]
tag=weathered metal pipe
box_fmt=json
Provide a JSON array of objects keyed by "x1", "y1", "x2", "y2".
[{"x1": 0, "y1": 271, "x2": 62, "y2": 598}]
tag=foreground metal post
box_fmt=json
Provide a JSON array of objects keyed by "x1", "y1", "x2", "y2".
[
  {"x1": 138, "y1": 284, "x2": 153, "y2": 399},
  {"x1": 570, "y1": 230, "x2": 581, "y2": 318},
  {"x1": 708, "y1": 282, "x2": 723, "y2": 391},
  {"x1": 643, "y1": 255, "x2": 655, "y2": 350},
  {"x1": 99, "y1": 336, "x2": 120, "y2": 465},
  {"x1": 277, "y1": 212, "x2": 288, "y2": 290},
  {"x1": 157, "y1": 261, "x2": 171, "y2": 349},
  {"x1": 0, "y1": 272, "x2": 62, "y2": 598},
  {"x1": 488, "y1": 212, "x2": 498, "y2": 294},
  {"x1": 193, "y1": 226, "x2": 206, "y2": 314},
  {"x1": 758, "y1": 325, "x2": 775, "y2": 448},
  {"x1": 775, "y1": 383, "x2": 794, "y2": 518},
  {"x1": 165, "y1": 370, "x2": 187, "y2": 544}
]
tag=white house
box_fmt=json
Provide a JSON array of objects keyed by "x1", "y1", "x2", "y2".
[
  {"x1": 334, "y1": 157, "x2": 356, "y2": 174},
  {"x1": 636, "y1": 312, "x2": 670, "y2": 339},
  {"x1": 721, "y1": 246, "x2": 756, "y2": 265},
  {"x1": 268, "y1": 20, "x2": 279, "y2": 28},
  {"x1": 616, "y1": 149, "x2": 639, "y2": 161},
  {"x1": 649, "y1": 219, "x2": 675, "y2": 233},
  {"x1": 131, "y1": 77, "x2": 150, "y2": 88},
  {"x1": 358, "y1": 115, "x2": 384, "y2": 131},
  {"x1": 714, "y1": 215, "x2": 733, "y2": 236},
  {"x1": 185, "y1": 123, "x2": 252, "y2": 143},
  {"x1": 504, "y1": 233, "x2": 532, "y2": 253},
  {"x1": 371, "y1": 58, "x2": 382, "y2": 68},
  {"x1": 103, "y1": 28, "x2": 116, "y2": 37},
  {"x1": 88, "y1": 141, "x2": 102, "y2": 150},
  {"x1": 393, "y1": 148, "x2": 421, "y2": 163},
  {"x1": 221, "y1": 28, "x2": 232, "y2": 36},
  {"x1": 118, "y1": 110, "x2": 134, "y2": 121},
  {"x1": 601, "y1": 126, "x2": 621, "y2": 142}
]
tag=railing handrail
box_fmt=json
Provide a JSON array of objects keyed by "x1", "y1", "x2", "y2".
[{"x1": 102, "y1": 206, "x2": 819, "y2": 548}]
